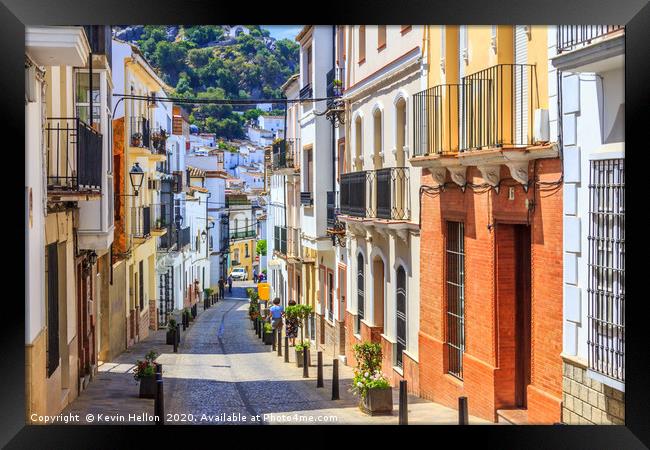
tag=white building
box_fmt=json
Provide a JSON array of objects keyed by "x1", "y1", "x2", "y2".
[
  {"x1": 340, "y1": 25, "x2": 423, "y2": 377},
  {"x1": 551, "y1": 25, "x2": 625, "y2": 425},
  {"x1": 257, "y1": 115, "x2": 285, "y2": 134}
]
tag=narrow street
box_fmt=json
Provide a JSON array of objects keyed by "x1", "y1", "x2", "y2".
[{"x1": 63, "y1": 281, "x2": 490, "y2": 425}]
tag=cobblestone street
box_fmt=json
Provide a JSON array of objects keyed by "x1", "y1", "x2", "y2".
[{"x1": 63, "y1": 282, "x2": 490, "y2": 425}]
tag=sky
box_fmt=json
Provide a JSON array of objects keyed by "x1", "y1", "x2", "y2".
[{"x1": 262, "y1": 25, "x2": 303, "y2": 41}]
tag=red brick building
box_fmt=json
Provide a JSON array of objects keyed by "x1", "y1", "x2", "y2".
[{"x1": 417, "y1": 160, "x2": 563, "y2": 423}]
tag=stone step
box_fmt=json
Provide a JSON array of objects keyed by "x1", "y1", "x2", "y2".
[{"x1": 496, "y1": 408, "x2": 528, "y2": 425}]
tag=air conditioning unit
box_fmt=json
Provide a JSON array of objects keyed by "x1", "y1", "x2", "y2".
[{"x1": 533, "y1": 108, "x2": 549, "y2": 143}]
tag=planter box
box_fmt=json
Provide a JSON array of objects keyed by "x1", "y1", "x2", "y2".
[
  {"x1": 296, "y1": 349, "x2": 311, "y2": 367},
  {"x1": 263, "y1": 331, "x2": 274, "y2": 345},
  {"x1": 166, "y1": 329, "x2": 175, "y2": 345},
  {"x1": 139, "y1": 375, "x2": 157, "y2": 399},
  {"x1": 359, "y1": 387, "x2": 393, "y2": 416}
]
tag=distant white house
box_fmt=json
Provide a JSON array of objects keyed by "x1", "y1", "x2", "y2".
[{"x1": 257, "y1": 115, "x2": 284, "y2": 134}]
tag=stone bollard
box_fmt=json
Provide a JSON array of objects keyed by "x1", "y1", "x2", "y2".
[
  {"x1": 399, "y1": 380, "x2": 408, "y2": 425},
  {"x1": 316, "y1": 351, "x2": 324, "y2": 388},
  {"x1": 332, "y1": 359, "x2": 340, "y2": 400},
  {"x1": 458, "y1": 396, "x2": 469, "y2": 425}
]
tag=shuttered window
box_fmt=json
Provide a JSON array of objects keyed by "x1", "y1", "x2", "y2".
[
  {"x1": 356, "y1": 253, "x2": 365, "y2": 333},
  {"x1": 396, "y1": 266, "x2": 407, "y2": 369}
]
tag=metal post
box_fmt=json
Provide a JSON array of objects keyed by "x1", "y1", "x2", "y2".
[
  {"x1": 277, "y1": 329, "x2": 282, "y2": 357},
  {"x1": 316, "y1": 351, "x2": 324, "y2": 388},
  {"x1": 331, "y1": 359, "x2": 340, "y2": 400},
  {"x1": 172, "y1": 328, "x2": 178, "y2": 353},
  {"x1": 399, "y1": 380, "x2": 408, "y2": 425},
  {"x1": 458, "y1": 396, "x2": 469, "y2": 425},
  {"x1": 284, "y1": 336, "x2": 289, "y2": 363},
  {"x1": 302, "y1": 349, "x2": 309, "y2": 378},
  {"x1": 182, "y1": 313, "x2": 186, "y2": 331},
  {"x1": 155, "y1": 364, "x2": 164, "y2": 425}
]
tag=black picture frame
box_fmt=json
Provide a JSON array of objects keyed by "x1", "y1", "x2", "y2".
[{"x1": 2, "y1": 0, "x2": 648, "y2": 447}]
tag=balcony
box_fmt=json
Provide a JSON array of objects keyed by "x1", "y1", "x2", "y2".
[
  {"x1": 150, "y1": 128, "x2": 169, "y2": 161},
  {"x1": 149, "y1": 203, "x2": 170, "y2": 236},
  {"x1": 553, "y1": 25, "x2": 624, "y2": 73},
  {"x1": 178, "y1": 226, "x2": 191, "y2": 249},
  {"x1": 326, "y1": 67, "x2": 345, "y2": 109},
  {"x1": 272, "y1": 138, "x2": 300, "y2": 174},
  {"x1": 230, "y1": 229, "x2": 256, "y2": 241},
  {"x1": 130, "y1": 206, "x2": 151, "y2": 239},
  {"x1": 326, "y1": 191, "x2": 337, "y2": 228},
  {"x1": 411, "y1": 64, "x2": 558, "y2": 187},
  {"x1": 300, "y1": 191, "x2": 313, "y2": 207},
  {"x1": 83, "y1": 25, "x2": 112, "y2": 70},
  {"x1": 413, "y1": 84, "x2": 462, "y2": 159},
  {"x1": 129, "y1": 116, "x2": 151, "y2": 154},
  {"x1": 340, "y1": 168, "x2": 410, "y2": 222},
  {"x1": 300, "y1": 84, "x2": 312, "y2": 100},
  {"x1": 46, "y1": 117, "x2": 102, "y2": 200},
  {"x1": 274, "y1": 225, "x2": 287, "y2": 256}
]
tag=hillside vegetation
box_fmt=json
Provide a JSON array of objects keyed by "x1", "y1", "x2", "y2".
[{"x1": 117, "y1": 25, "x2": 299, "y2": 139}]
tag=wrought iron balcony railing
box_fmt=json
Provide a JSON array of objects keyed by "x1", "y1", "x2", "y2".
[
  {"x1": 412, "y1": 64, "x2": 540, "y2": 157},
  {"x1": 461, "y1": 64, "x2": 538, "y2": 151},
  {"x1": 326, "y1": 191, "x2": 337, "y2": 228},
  {"x1": 557, "y1": 25, "x2": 623, "y2": 54},
  {"x1": 413, "y1": 84, "x2": 462, "y2": 157},
  {"x1": 149, "y1": 203, "x2": 171, "y2": 230},
  {"x1": 272, "y1": 138, "x2": 300, "y2": 171},
  {"x1": 129, "y1": 116, "x2": 151, "y2": 149},
  {"x1": 230, "y1": 229, "x2": 256, "y2": 240},
  {"x1": 300, "y1": 83, "x2": 313, "y2": 100},
  {"x1": 130, "y1": 206, "x2": 151, "y2": 238},
  {"x1": 300, "y1": 191, "x2": 313, "y2": 206},
  {"x1": 151, "y1": 127, "x2": 168, "y2": 155},
  {"x1": 177, "y1": 226, "x2": 191, "y2": 249},
  {"x1": 340, "y1": 168, "x2": 410, "y2": 221},
  {"x1": 45, "y1": 117, "x2": 103, "y2": 192},
  {"x1": 326, "y1": 67, "x2": 345, "y2": 108}
]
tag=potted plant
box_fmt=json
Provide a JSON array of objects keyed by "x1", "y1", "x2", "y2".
[
  {"x1": 133, "y1": 351, "x2": 159, "y2": 399},
  {"x1": 166, "y1": 319, "x2": 177, "y2": 344},
  {"x1": 295, "y1": 340, "x2": 311, "y2": 368},
  {"x1": 262, "y1": 322, "x2": 274, "y2": 345},
  {"x1": 131, "y1": 132, "x2": 142, "y2": 147},
  {"x1": 151, "y1": 129, "x2": 168, "y2": 153},
  {"x1": 351, "y1": 342, "x2": 393, "y2": 415}
]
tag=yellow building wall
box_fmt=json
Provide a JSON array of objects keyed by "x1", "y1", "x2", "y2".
[{"x1": 230, "y1": 239, "x2": 254, "y2": 279}]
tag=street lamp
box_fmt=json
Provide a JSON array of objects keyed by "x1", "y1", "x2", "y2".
[
  {"x1": 129, "y1": 162, "x2": 145, "y2": 196},
  {"x1": 201, "y1": 230, "x2": 207, "y2": 242}
]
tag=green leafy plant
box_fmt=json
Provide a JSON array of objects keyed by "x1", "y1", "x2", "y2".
[
  {"x1": 133, "y1": 351, "x2": 158, "y2": 381},
  {"x1": 295, "y1": 341, "x2": 310, "y2": 352},
  {"x1": 263, "y1": 322, "x2": 273, "y2": 333},
  {"x1": 256, "y1": 239, "x2": 267, "y2": 256},
  {"x1": 350, "y1": 342, "x2": 389, "y2": 398},
  {"x1": 167, "y1": 318, "x2": 177, "y2": 329}
]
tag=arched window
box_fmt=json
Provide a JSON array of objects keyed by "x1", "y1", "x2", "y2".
[
  {"x1": 356, "y1": 253, "x2": 365, "y2": 333},
  {"x1": 373, "y1": 108, "x2": 382, "y2": 169},
  {"x1": 396, "y1": 266, "x2": 407, "y2": 368},
  {"x1": 354, "y1": 116, "x2": 362, "y2": 170}
]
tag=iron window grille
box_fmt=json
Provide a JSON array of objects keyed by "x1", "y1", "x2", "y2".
[
  {"x1": 446, "y1": 221, "x2": 465, "y2": 380},
  {"x1": 588, "y1": 159, "x2": 625, "y2": 383},
  {"x1": 356, "y1": 253, "x2": 365, "y2": 334},
  {"x1": 396, "y1": 266, "x2": 407, "y2": 369},
  {"x1": 130, "y1": 206, "x2": 151, "y2": 238}
]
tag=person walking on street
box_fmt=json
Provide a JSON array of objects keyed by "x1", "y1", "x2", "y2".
[
  {"x1": 227, "y1": 275, "x2": 233, "y2": 294},
  {"x1": 253, "y1": 268, "x2": 258, "y2": 284},
  {"x1": 268, "y1": 297, "x2": 284, "y2": 332},
  {"x1": 285, "y1": 299, "x2": 299, "y2": 346},
  {"x1": 218, "y1": 277, "x2": 225, "y2": 300}
]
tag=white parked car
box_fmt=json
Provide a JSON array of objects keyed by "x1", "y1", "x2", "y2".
[{"x1": 230, "y1": 267, "x2": 247, "y2": 281}]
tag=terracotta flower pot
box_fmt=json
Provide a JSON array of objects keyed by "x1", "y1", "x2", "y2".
[{"x1": 359, "y1": 387, "x2": 393, "y2": 416}]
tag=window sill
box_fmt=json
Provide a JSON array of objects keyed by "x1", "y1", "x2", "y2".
[
  {"x1": 393, "y1": 365, "x2": 404, "y2": 377},
  {"x1": 443, "y1": 373, "x2": 464, "y2": 386},
  {"x1": 377, "y1": 43, "x2": 386, "y2": 52},
  {"x1": 358, "y1": 58, "x2": 366, "y2": 65},
  {"x1": 400, "y1": 26, "x2": 412, "y2": 35}
]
